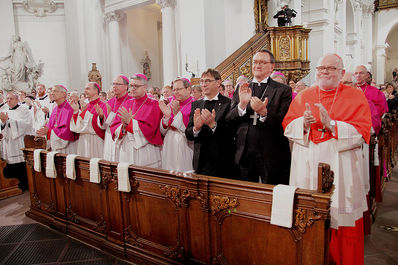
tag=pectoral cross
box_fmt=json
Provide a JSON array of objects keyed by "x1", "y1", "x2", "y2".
[
  {"x1": 250, "y1": 112, "x2": 259, "y2": 125},
  {"x1": 317, "y1": 126, "x2": 326, "y2": 138}
]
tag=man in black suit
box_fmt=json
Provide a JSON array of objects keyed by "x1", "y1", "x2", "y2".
[
  {"x1": 273, "y1": 4, "x2": 297, "y2": 27},
  {"x1": 186, "y1": 68, "x2": 234, "y2": 178},
  {"x1": 226, "y1": 49, "x2": 292, "y2": 184}
]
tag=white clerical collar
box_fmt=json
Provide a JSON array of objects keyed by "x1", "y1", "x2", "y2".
[
  {"x1": 9, "y1": 104, "x2": 20, "y2": 110},
  {"x1": 252, "y1": 76, "x2": 269, "y2": 86},
  {"x1": 39, "y1": 95, "x2": 48, "y2": 100},
  {"x1": 204, "y1": 93, "x2": 220, "y2": 101}
]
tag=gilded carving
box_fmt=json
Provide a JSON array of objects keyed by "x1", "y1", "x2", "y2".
[
  {"x1": 279, "y1": 36, "x2": 291, "y2": 60},
  {"x1": 124, "y1": 225, "x2": 143, "y2": 248},
  {"x1": 239, "y1": 59, "x2": 251, "y2": 78},
  {"x1": 294, "y1": 209, "x2": 323, "y2": 233},
  {"x1": 210, "y1": 195, "x2": 239, "y2": 215},
  {"x1": 163, "y1": 240, "x2": 184, "y2": 261},
  {"x1": 254, "y1": 0, "x2": 268, "y2": 32},
  {"x1": 159, "y1": 185, "x2": 194, "y2": 207}
]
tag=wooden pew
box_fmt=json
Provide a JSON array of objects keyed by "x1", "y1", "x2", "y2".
[
  {"x1": 0, "y1": 158, "x2": 22, "y2": 199},
  {"x1": 23, "y1": 148, "x2": 334, "y2": 265},
  {"x1": 0, "y1": 135, "x2": 46, "y2": 200}
]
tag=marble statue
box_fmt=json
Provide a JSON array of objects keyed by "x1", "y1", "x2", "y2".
[{"x1": 0, "y1": 35, "x2": 44, "y2": 93}]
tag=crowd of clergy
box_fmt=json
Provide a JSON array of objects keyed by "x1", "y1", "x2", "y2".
[{"x1": 0, "y1": 49, "x2": 393, "y2": 265}]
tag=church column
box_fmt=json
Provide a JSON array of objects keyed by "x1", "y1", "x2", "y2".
[
  {"x1": 105, "y1": 11, "x2": 124, "y2": 79},
  {"x1": 375, "y1": 45, "x2": 386, "y2": 84},
  {"x1": 361, "y1": 3, "x2": 373, "y2": 69},
  {"x1": 351, "y1": 1, "x2": 362, "y2": 69},
  {"x1": 157, "y1": 0, "x2": 177, "y2": 86}
]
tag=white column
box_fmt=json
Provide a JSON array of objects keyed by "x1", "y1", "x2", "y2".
[
  {"x1": 157, "y1": 0, "x2": 177, "y2": 86},
  {"x1": 361, "y1": 3, "x2": 373, "y2": 69},
  {"x1": 105, "y1": 11, "x2": 124, "y2": 79},
  {"x1": 375, "y1": 45, "x2": 386, "y2": 84}
]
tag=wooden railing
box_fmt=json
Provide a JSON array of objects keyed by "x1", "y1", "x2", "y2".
[
  {"x1": 215, "y1": 32, "x2": 271, "y2": 86},
  {"x1": 23, "y1": 148, "x2": 334, "y2": 265},
  {"x1": 368, "y1": 111, "x2": 398, "y2": 220},
  {"x1": 215, "y1": 26, "x2": 311, "y2": 85}
]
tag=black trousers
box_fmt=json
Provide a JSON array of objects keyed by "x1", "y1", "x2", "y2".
[
  {"x1": 239, "y1": 151, "x2": 269, "y2": 184},
  {"x1": 3, "y1": 162, "x2": 28, "y2": 191}
]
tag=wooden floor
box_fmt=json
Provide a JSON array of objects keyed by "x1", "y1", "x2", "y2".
[{"x1": 1, "y1": 173, "x2": 397, "y2": 265}]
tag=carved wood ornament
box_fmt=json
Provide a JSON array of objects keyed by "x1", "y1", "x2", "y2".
[{"x1": 210, "y1": 195, "x2": 239, "y2": 216}]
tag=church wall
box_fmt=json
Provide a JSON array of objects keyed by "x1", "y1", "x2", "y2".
[
  {"x1": 177, "y1": 0, "x2": 207, "y2": 78},
  {"x1": 12, "y1": 2, "x2": 70, "y2": 91},
  {"x1": 64, "y1": 0, "x2": 107, "y2": 93},
  {"x1": 124, "y1": 6, "x2": 162, "y2": 87},
  {"x1": 374, "y1": 8, "x2": 398, "y2": 84},
  {"x1": 202, "y1": 0, "x2": 256, "y2": 70},
  {"x1": 0, "y1": 0, "x2": 15, "y2": 59}
]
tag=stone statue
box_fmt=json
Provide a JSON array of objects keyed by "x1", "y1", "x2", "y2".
[
  {"x1": 141, "y1": 51, "x2": 152, "y2": 80},
  {"x1": 0, "y1": 35, "x2": 43, "y2": 93},
  {"x1": 88, "y1": 63, "x2": 102, "y2": 89}
]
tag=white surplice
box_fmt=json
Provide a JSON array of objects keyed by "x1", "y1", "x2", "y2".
[
  {"x1": 284, "y1": 116, "x2": 368, "y2": 229},
  {"x1": 97, "y1": 112, "x2": 119, "y2": 162},
  {"x1": 70, "y1": 111, "x2": 104, "y2": 158},
  {"x1": 116, "y1": 120, "x2": 161, "y2": 168},
  {"x1": 49, "y1": 130, "x2": 78, "y2": 154},
  {"x1": 0, "y1": 105, "x2": 33, "y2": 164},
  {"x1": 37, "y1": 95, "x2": 53, "y2": 124},
  {"x1": 160, "y1": 112, "x2": 193, "y2": 171},
  {"x1": 0, "y1": 103, "x2": 8, "y2": 159}
]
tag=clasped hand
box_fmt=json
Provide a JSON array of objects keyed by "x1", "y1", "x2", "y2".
[
  {"x1": 303, "y1": 103, "x2": 332, "y2": 131},
  {"x1": 193, "y1": 108, "x2": 216, "y2": 131},
  {"x1": 238, "y1": 83, "x2": 268, "y2": 116}
]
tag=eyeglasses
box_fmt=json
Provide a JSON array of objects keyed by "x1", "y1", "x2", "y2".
[
  {"x1": 129, "y1": 84, "x2": 145, "y2": 89},
  {"x1": 199, "y1": 79, "x2": 218, "y2": 85},
  {"x1": 113, "y1": 82, "x2": 126, "y2": 86},
  {"x1": 354, "y1": 71, "x2": 366, "y2": 75},
  {"x1": 316, "y1": 66, "x2": 340, "y2": 72},
  {"x1": 253, "y1": 60, "x2": 272, "y2": 65},
  {"x1": 172, "y1": 87, "x2": 186, "y2": 92}
]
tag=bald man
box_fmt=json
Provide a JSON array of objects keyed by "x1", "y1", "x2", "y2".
[
  {"x1": 283, "y1": 54, "x2": 372, "y2": 265},
  {"x1": 354, "y1": 65, "x2": 388, "y2": 118},
  {"x1": 70, "y1": 82, "x2": 108, "y2": 157}
]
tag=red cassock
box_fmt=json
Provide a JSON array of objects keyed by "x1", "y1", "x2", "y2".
[{"x1": 283, "y1": 83, "x2": 372, "y2": 265}]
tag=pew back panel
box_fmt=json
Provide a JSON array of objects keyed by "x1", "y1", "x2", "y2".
[{"x1": 23, "y1": 148, "x2": 333, "y2": 265}]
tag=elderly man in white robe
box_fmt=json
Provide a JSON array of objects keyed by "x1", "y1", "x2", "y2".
[
  {"x1": 70, "y1": 82, "x2": 108, "y2": 157},
  {"x1": 0, "y1": 96, "x2": 7, "y2": 159},
  {"x1": 0, "y1": 92, "x2": 33, "y2": 191},
  {"x1": 36, "y1": 85, "x2": 78, "y2": 153},
  {"x1": 159, "y1": 78, "x2": 194, "y2": 171}
]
